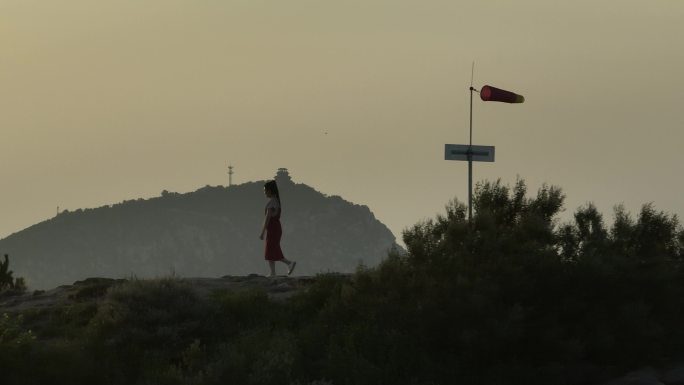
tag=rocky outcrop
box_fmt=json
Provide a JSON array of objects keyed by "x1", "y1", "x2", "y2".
[{"x1": 0, "y1": 274, "x2": 338, "y2": 315}]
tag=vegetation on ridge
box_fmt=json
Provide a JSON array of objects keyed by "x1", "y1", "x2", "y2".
[{"x1": 2, "y1": 178, "x2": 684, "y2": 385}]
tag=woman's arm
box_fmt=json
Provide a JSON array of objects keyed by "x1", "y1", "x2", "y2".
[{"x1": 259, "y1": 208, "x2": 276, "y2": 240}]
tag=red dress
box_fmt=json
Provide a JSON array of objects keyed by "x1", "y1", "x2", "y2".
[{"x1": 264, "y1": 206, "x2": 285, "y2": 261}]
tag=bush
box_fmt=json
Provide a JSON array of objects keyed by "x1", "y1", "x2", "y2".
[{"x1": 86, "y1": 277, "x2": 209, "y2": 384}]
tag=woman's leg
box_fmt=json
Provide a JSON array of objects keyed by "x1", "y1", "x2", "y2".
[
  {"x1": 281, "y1": 258, "x2": 296, "y2": 275},
  {"x1": 268, "y1": 261, "x2": 276, "y2": 276}
]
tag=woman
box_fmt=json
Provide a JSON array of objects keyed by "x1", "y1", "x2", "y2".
[{"x1": 260, "y1": 180, "x2": 296, "y2": 277}]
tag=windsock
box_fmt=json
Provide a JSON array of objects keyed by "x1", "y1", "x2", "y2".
[{"x1": 480, "y1": 85, "x2": 524, "y2": 103}]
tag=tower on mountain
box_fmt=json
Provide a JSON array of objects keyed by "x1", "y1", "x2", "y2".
[{"x1": 275, "y1": 168, "x2": 292, "y2": 184}]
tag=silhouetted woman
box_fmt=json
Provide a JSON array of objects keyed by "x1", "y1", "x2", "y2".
[{"x1": 260, "y1": 180, "x2": 296, "y2": 277}]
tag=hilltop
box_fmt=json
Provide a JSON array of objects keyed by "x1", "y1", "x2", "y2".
[{"x1": 0, "y1": 169, "x2": 399, "y2": 289}]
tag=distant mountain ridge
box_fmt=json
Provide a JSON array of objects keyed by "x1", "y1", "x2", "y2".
[{"x1": 0, "y1": 170, "x2": 400, "y2": 289}]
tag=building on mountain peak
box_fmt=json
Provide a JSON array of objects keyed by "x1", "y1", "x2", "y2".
[{"x1": 275, "y1": 168, "x2": 292, "y2": 184}]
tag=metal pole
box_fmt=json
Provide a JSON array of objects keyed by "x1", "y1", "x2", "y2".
[{"x1": 468, "y1": 86, "x2": 474, "y2": 223}]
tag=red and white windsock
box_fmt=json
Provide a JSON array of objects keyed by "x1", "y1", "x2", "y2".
[{"x1": 480, "y1": 85, "x2": 525, "y2": 104}]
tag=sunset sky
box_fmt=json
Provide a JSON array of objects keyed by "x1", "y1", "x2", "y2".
[{"x1": 1, "y1": 0, "x2": 683, "y2": 243}]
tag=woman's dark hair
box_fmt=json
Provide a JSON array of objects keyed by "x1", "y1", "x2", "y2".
[{"x1": 264, "y1": 180, "x2": 281, "y2": 207}]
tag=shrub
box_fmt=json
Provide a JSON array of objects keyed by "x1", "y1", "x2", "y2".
[{"x1": 86, "y1": 277, "x2": 209, "y2": 383}]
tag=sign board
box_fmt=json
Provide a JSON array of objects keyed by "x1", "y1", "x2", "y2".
[{"x1": 444, "y1": 144, "x2": 495, "y2": 162}]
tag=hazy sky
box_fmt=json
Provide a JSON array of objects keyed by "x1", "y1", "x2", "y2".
[{"x1": 1, "y1": 0, "x2": 683, "y2": 243}]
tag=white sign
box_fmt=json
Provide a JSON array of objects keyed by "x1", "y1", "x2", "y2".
[{"x1": 444, "y1": 144, "x2": 495, "y2": 162}]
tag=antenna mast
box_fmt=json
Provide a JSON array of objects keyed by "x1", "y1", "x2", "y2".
[{"x1": 228, "y1": 164, "x2": 234, "y2": 186}]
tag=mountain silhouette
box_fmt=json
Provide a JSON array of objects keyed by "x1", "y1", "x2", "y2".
[{"x1": 0, "y1": 169, "x2": 400, "y2": 289}]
